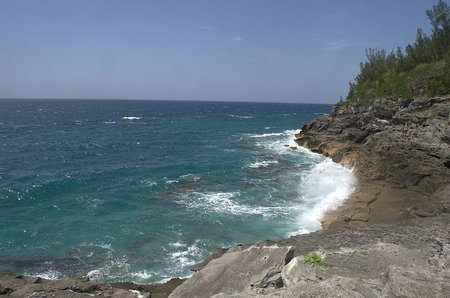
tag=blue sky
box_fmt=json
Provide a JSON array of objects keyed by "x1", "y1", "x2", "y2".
[{"x1": 0, "y1": 0, "x2": 437, "y2": 103}]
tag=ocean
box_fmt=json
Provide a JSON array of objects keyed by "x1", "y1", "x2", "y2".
[{"x1": 0, "y1": 99, "x2": 355, "y2": 283}]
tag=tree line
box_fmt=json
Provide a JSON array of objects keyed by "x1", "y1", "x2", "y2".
[{"x1": 347, "y1": 0, "x2": 449, "y2": 101}]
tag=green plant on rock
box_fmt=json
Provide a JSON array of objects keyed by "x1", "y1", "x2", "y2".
[{"x1": 304, "y1": 252, "x2": 327, "y2": 267}]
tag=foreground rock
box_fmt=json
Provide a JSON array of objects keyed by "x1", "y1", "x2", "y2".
[
  {"x1": 170, "y1": 245, "x2": 294, "y2": 297},
  {"x1": 169, "y1": 216, "x2": 450, "y2": 297},
  {"x1": 0, "y1": 273, "x2": 184, "y2": 297}
]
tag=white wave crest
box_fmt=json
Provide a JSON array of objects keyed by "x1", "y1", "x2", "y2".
[
  {"x1": 165, "y1": 180, "x2": 178, "y2": 184},
  {"x1": 293, "y1": 158, "x2": 356, "y2": 234},
  {"x1": 247, "y1": 160, "x2": 279, "y2": 169},
  {"x1": 130, "y1": 270, "x2": 155, "y2": 280},
  {"x1": 163, "y1": 177, "x2": 179, "y2": 184},
  {"x1": 179, "y1": 192, "x2": 244, "y2": 215},
  {"x1": 247, "y1": 132, "x2": 284, "y2": 138},
  {"x1": 140, "y1": 179, "x2": 157, "y2": 187},
  {"x1": 251, "y1": 129, "x2": 313, "y2": 156},
  {"x1": 86, "y1": 257, "x2": 131, "y2": 281},
  {"x1": 121, "y1": 116, "x2": 142, "y2": 120},
  {"x1": 227, "y1": 114, "x2": 253, "y2": 119},
  {"x1": 168, "y1": 241, "x2": 204, "y2": 268},
  {"x1": 32, "y1": 270, "x2": 62, "y2": 280},
  {"x1": 180, "y1": 174, "x2": 201, "y2": 181},
  {"x1": 176, "y1": 191, "x2": 291, "y2": 217}
]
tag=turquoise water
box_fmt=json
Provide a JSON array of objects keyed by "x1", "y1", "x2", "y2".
[{"x1": 0, "y1": 99, "x2": 355, "y2": 283}]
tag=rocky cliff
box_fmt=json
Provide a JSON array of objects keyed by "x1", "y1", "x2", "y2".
[{"x1": 295, "y1": 95, "x2": 450, "y2": 228}]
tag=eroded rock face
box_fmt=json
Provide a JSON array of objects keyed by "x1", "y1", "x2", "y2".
[
  {"x1": 303, "y1": 96, "x2": 449, "y2": 187},
  {"x1": 296, "y1": 95, "x2": 450, "y2": 227}
]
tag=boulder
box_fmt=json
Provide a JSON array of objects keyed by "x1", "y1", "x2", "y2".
[{"x1": 169, "y1": 245, "x2": 294, "y2": 298}]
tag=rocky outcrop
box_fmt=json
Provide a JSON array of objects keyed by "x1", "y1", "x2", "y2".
[
  {"x1": 169, "y1": 216, "x2": 450, "y2": 297},
  {"x1": 0, "y1": 273, "x2": 138, "y2": 297},
  {"x1": 296, "y1": 95, "x2": 450, "y2": 228},
  {"x1": 0, "y1": 273, "x2": 184, "y2": 297},
  {"x1": 170, "y1": 246, "x2": 294, "y2": 297}
]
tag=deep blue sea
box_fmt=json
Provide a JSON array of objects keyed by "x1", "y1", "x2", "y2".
[{"x1": 0, "y1": 99, "x2": 355, "y2": 283}]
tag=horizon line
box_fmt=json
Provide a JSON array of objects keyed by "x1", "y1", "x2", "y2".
[{"x1": 0, "y1": 97, "x2": 336, "y2": 105}]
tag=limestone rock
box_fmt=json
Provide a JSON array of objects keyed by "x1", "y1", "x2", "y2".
[
  {"x1": 189, "y1": 222, "x2": 450, "y2": 297},
  {"x1": 0, "y1": 272, "x2": 183, "y2": 298},
  {"x1": 295, "y1": 95, "x2": 450, "y2": 226},
  {"x1": 169, "y1": 245, "x2": 294, "y2": 298}
]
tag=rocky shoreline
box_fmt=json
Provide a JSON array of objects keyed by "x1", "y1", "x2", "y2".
[
  {"x1": 170, "y1": 95, "x2": 450, "y2": 297},
  {"x1": 1, "y1": 95, "x2": 449, "y2": 297},
  {"x1": 297, "y1": 95, "x2": 450, "y2": 229}
]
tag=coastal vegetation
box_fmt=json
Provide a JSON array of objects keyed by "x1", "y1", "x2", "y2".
[
  {"x1": 347, "y1": 0, "x2": 450, "y2": 103},
  {"x1": 303, "y1": 252, "x2": 327, "y2": 267}
]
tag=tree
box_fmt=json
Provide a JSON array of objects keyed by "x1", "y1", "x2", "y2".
[
  {"x1": 426, "y1": 0, "x2": 450, "y2": 59},
  {"x1": 356, "y1": 48, "x2": 388, "y2": 84},
  {"x1": 346, "y1": 0, "x2": 450, "y2": 101}
]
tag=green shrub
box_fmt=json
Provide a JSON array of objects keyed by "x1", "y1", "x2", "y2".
[{"x1": 304, "y1": 252, "x2": 327, "y2": 267}]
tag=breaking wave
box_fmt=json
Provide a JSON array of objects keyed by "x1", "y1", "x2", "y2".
[{"x1": 294, "y1": 159, "x2": 357, "y2": 234}]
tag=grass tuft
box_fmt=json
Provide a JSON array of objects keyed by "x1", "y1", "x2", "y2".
[{"x1": 304, "y1": 252, "x2": 327, "y2": 267}]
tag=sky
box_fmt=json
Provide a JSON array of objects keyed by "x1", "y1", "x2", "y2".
[{"x1": 0, "y1": 0, "x2": 438, "y2": 103}]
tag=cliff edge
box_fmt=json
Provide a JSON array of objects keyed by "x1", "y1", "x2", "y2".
[{"x1": 295, "y1": 95, "x2": 450, "y2": 228}]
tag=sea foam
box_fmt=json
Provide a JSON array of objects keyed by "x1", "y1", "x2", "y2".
[
  {"x1": 176, "y1": 191, "x2": 292, "y2": 218},
  {"x1": 247, "y1": 129, "x2": 356, "y2": 234},
  {"x1": 32, "y1": 270, "x2": 62, "y2": 280},
  {"x1": 121, "y1": 116, "x2": 142, "y2": 120},
  {"x1": 247, "y1": 160, "x2": 279, "y2": 169},
  {"x1": 227, "y1": 114, "x2": 253, "y2": 119},
  {"x1": 247, "y1": 132, "x2": 284, "y2": 138},
  {"x1": 293, "y1": 158, "x2": 356, "y2": 234}
]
